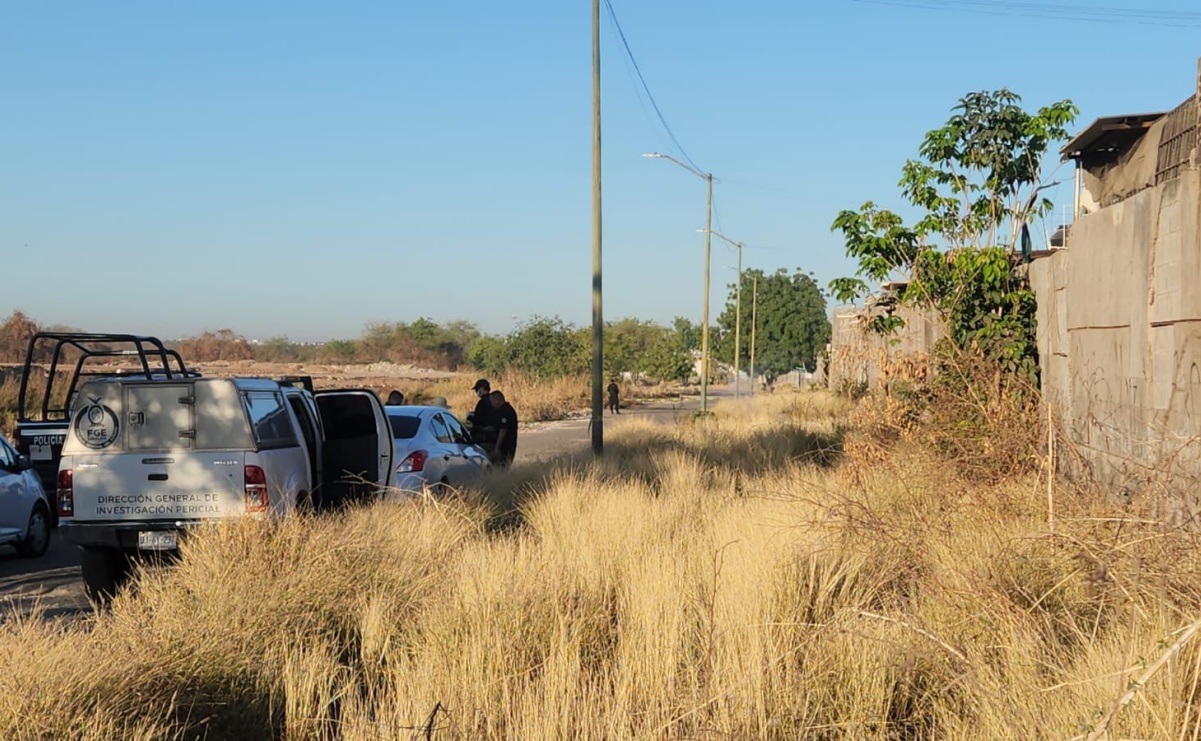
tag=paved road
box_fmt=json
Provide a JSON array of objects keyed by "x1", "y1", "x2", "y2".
[
  {"x1": 518, "y1": 394, "x2": 704, "y2": 460},
  {"x1": 0, "y1": 392, "x2": 717, "y2": 622}
]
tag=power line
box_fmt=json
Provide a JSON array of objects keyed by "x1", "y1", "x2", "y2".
[
  {"x1": 602, "y1": 0, "x2": 702, "y2": 172},
  {"x1": 849, "y1": 0, "x2": 1201, "y2": 27}
]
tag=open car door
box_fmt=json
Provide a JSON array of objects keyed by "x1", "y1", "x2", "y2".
[{"x1": 313, "y1": 390, "x2": 393, "y2": 508}]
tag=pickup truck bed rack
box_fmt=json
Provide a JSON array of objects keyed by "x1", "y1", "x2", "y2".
[{"x1": 15, "y1": 333, "x2": 199, "y2": 521}]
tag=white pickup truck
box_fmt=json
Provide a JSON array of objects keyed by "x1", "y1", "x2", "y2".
[{"x1": 58, "y1": 375, "x2": 393, "y2": 599}]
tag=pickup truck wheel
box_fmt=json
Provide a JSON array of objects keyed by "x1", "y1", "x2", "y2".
[
  {"x1": 296, "y1": 490, "x2": 314, "y2": 513},
  {"x1": 82, "y1": 547, "x2": 130, "y2": 603},
  {"x1": 15, "y1": 504, "x2": 51, "y2": 558}
]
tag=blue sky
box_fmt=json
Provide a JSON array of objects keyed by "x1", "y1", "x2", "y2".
[{"x1": 3, "y1": 1, "x2": 1199, "y2": 340}]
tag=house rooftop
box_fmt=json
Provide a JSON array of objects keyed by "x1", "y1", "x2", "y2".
[{"x1": 1060, "y1": 112, "x2": 1167, "y2": 163}]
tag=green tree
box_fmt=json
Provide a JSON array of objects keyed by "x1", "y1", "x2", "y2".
[
  {"x1": 256, "y1": 336, "x2": 301, "y2": 362},
  {"x1": 319, "y1": 339, "x2": 357, "y2": 362},
  {"x1": 467, "y1": 335, "x2": 510, "y2": 376},
  {"x1": 715, "y1": 268, "x2": 830, "y2": 376},
  {"x1": 506, "y1": 316, "x2": 588, "y2": 379},
  {"x1": 830, "y1": 89, "x2": 1077, "y2": 377}
]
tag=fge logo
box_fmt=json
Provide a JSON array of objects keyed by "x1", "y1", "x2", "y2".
[{"x1": 74, "y1": 398, "x2": 120, "y2": 450}]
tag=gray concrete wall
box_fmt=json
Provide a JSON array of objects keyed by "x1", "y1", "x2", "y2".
[
  {"x1": 1032, "y1": 168, "x2": 1201, "y2": 516},
  {"x1": 826, "y1": 305, "x2": 942, "y2": 391}
]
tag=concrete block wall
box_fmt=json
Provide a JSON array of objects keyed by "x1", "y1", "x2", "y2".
[
  {"x1": 1032, "y1": 169, "x2": 1201, "y2": 513},
  {"x1": 826, "y1": 305, "x2": 942, "y2": 391}
]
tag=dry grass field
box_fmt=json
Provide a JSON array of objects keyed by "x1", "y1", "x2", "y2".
[
  {"x1": 0, "y1": 362, "x2": 676, "y2": 437},
  {"x1": 3, "y1": 391, "x2": 1201, "y2": 739}
]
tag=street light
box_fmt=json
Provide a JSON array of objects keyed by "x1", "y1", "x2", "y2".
[
  {"x1": 703, "y1": 229, "x2": 744, "y2": 400},
  {"x1": 644, "y1": 152, "x2": 714, "y2": 414}
]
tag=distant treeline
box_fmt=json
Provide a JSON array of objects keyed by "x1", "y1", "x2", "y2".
[{"x1": 0, "y1": 312, "x2": 703, "y2": 383}]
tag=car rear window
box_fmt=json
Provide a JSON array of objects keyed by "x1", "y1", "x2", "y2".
[{"x1": 388, "y1": 415, "x2": 421, "y2": 440}]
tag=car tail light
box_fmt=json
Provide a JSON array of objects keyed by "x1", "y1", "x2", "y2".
[
  {"x1": 57, "y1": 469, "x2": 74, "y2": 517},
  {"x1": 244, "y1": 465, "x2": 269, "y2": 513},
  {"x1": 397, "y1": 450, "x2": 427, "y2": 473}
]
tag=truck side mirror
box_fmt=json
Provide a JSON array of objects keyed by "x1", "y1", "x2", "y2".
[{"x1": 15, "y1": 455, "x2": 33, "y2": 472}]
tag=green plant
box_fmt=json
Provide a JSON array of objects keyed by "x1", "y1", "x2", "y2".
[{"x1": 830, "y1": 89, "x2": 1078, "y2": 380}]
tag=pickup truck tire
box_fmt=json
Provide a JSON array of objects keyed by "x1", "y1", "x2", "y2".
[
  {"x1": 15, "y1": 504, "x2": 51, "y2": 558},
  {"x1": 82, "y1": 547, "x2": 131, "y2": 603}
]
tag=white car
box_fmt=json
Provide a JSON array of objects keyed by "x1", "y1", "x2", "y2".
[
  {"x1": 385, "y1": 406, "x2": 491, "y2": 495},
  {"x1": 0, "y1": 433, "x2": 52, "y2": 557}
]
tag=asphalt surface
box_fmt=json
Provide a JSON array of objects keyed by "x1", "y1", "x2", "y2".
[{"x1": 0, "y1": 392, "x2": 713, "y2": 623}]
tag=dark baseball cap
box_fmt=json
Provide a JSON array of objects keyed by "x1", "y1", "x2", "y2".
[{"x1": 472, "y1": 378, "x2": 491, "y2": 391}]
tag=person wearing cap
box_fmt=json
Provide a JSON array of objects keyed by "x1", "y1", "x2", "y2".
[
  {"x1": 469, "y1": 378, "x2": 497, "y2": 446},
  {"x1": 489, "y1": 390, "x2": 519, "y2": 468}
]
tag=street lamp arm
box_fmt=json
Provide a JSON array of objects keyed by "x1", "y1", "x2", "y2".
[
  {"x1": 698, "y1": 228, "x2": 741, "y2": 249},
  {"x1": 643, "y1": 152, "x2": 709, "y2": 181}
]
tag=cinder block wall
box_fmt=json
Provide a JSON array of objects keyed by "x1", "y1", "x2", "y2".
[
  {"x1": 1032, "y1": 169, "x2": 1201, "y2": 517},
  {"x1": 826, "y1": 305, "x2": 942, "y2": 391}
]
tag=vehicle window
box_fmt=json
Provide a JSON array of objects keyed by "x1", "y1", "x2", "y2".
[
  {"x1": 388, "y1": 414, "x2": 421, "y2": 440},
  {"x1": 0, "y1": 439, "x2": 14, "y2": 469},
  {"x1": 443, "y1": 415, "x2": 471, "y2": 445},
  {"x1": 287, "y1": 396, "x2": 318, "y2": 454},
  {"x1": 243, "y1": 392, "x2": 298, "y2": 449},
  {"x1": 430, "y1": 414, "x2": 453, "y2": 444}
]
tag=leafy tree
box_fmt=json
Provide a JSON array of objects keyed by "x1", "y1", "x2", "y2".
[
  {"x1": 178, "y1": 329, "x2": 254, "y2": 361},
  {"x1": 715, "y1": 268, "x2": 831, "y2": 376},
  {"x1": 672, "y1": 316, "x2": 701, "y2": 354},
  {"x1": 0, "y1": 311, "x2": 40, "y2": 363},
  {"x1": 319, "y1": 339, "x2": 357, "y2": 362},
  {"x1": 467, "y1": 335, "x2": 510, "y2": 376},
  {"x1": 257, "y1": 336, "x2": 302, "y2": 363},
  {"x1": 830, "y1": 89, "x2": 1077, "y2": 377},
  {"x1": 598, "y1": 318, "x2": 693, "y2": 383},
  {"x1": 506, "y1": 316, "x2": 588, "y2": 379}
]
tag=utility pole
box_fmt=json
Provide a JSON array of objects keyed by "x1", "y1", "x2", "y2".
[
  {"x1": 749, "y1": 275, "x2": 757, "y2": 396},
  {"x1": 733, "y1": 242, "x2": 742, "y2": 399},
  {"x1": 701, "y1": 173, "x2": 712, "y2": 414},
  {"x1": 590, "y1": 0, "x2": 603, "y2": 455},
  {"x1": 644, "y1": 153, "x2": 714, "y2": 416}
]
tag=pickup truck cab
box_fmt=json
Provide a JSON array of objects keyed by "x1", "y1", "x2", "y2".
[{"x1": 58, "y1": 375, "x2": 393, "y2": 599}]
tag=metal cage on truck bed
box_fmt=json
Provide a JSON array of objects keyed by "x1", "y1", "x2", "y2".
[
  {"x1": 14, "y1": 333, "x2": 201, "y2": 521},
  {"x1": 18, "y1": 333, "x2": 198, "y2": 424}
]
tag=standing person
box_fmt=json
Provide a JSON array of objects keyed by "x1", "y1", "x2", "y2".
[
  {"x1": 469, "y1": 378, "x2": 497, "y2": 446},
  {"x1": 384, "y1": 390, "x2": 405, "y2": 406},
  {"x1": 489, "y1": 390, "x2": 518, "y2": 468},
  {"x1": 607, "y1": 379, "x2": 620, "y2": 415}
]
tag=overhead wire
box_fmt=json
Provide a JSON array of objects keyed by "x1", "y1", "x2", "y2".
[
  {"x1": 602, "y1": 0, "x2": 703, "y2": 172},
  {"x1": 848, "y1": 0, "x2": 1201, "y2": 27}
]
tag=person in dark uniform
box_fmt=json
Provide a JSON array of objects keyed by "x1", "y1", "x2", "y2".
[
  {"x1": 489, "y1": 390, "x2": 518, "y2": 468},
  {"x1": 607, "y1": 379, "x2": 620, "y2": 414},
  {"x1": 469, "y1": 378, "x2": 497, "y2": 446},
  {"x1": 384, "y1": 389, "x2": 405, "y2": 406}
]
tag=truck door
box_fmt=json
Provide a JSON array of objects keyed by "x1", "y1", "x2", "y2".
[
  {"x1": 283, "y1": 389, "x2": 321, "y2": 507},
  {"x1": 313, "y1": 390, "x2": 393, "y2": 507}
]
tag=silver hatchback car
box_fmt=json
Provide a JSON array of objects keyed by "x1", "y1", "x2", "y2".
[{"x1": 0, "y1": 433, "x2": 52, "y2": 557}]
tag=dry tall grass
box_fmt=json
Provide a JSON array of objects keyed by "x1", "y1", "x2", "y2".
[{"x1": 4, "y1": 392, "x2": 1201, "y2": 739}]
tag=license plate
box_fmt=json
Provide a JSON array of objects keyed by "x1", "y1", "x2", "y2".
[{"x1": 137, "y1": 531, "x2": 178, "y2": 551}]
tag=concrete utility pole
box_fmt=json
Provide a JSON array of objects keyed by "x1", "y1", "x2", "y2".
[
  {"x1": 702, "y1": 229, "x2": 744, "y2": 399},
  {"x1": 749, "y1": 275, "x2": 758, "y2": 396},
  {"x1": 644, "y1": 152, "x2": 714, "y2": 415},
  {"x1": 734, "y1": 241, "x2": 742, "y2": 398},
  {"x1": 590, "y1": 0, "x2": 603, "y2": 455},
  {"x1": 701, "y1": 172, "x2": 712, "y2": 413}
]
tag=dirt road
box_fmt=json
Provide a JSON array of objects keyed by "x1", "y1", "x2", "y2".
[{"x1": 0, "y1": 393, "x2": 711, "y2": 622}]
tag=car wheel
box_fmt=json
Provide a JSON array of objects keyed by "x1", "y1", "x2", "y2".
[
  {"x1": 15, "y1": 504, "x2": 51, "y2": 558},
  {"x1": 82, "y1": 547, "x2": 131, "y2": 604}
]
